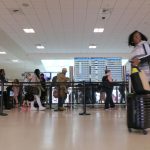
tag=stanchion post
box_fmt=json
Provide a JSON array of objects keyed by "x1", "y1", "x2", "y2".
[
  {"x1": 48, "y1": 85, "x2": 52, "y2": 109},
  {"x1": 79, "y1": 81, "x2": 90, "y2": 115}
]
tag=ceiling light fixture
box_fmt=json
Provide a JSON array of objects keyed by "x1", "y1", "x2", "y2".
[
  {"x1": 23, "y1": 28, "x2": 35, "y2": 33},
  {"x1": 0, "y1": 51, "x2": 6, "y2": 54},
  {"x1": 89, "y1": 45, "x2": 97, "y2": 49},
  {"x1": 36, "y1": 45, "x2": 45, "y2": 49},
  {"x1": 12, "y1": 59, "x2": 19, "y2": 62},
  {"x1": 94, "y1": 28, "x2": 104, "y2": 33}
]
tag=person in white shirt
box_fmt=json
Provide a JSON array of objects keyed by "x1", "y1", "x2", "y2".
[
  {"x1": 128, "y1": 30, "x2": 150, "y2": 81},
  {"x1": 30, "y1": 69, "x2": 46, "y2": 111}
]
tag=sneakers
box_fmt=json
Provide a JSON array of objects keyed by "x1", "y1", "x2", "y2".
[{"x1": 39, "y1": 106, "x2": 46, "y2": 111}]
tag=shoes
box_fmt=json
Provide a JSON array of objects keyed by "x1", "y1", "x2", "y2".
[
  {"x1": 39, "y1": 106, "x2": 46, "y2": 111},
  {"x1": 59, "y1": 107, "x2": 66, "y2": 111},
  {"x1": 54, "y1": 107, "x2": 65, "y2": 111},
  {"x1": 30, "y1": 107, "x2": 37, "y2": 111}
]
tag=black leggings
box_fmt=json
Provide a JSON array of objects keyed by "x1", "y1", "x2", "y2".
[{"x1": 105, "y1": 89, "x2": 115, "y2": 109}]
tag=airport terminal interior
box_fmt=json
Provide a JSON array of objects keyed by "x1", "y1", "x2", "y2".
[{"x1": 0, "y1": 0, "x2": 150, "y2": 150}]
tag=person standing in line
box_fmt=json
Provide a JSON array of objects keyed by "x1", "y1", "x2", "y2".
[
  {"x1": 102, "y1": 70, "x2": 115, "y2": 110},
  {"x1": 0, "y1": 69, "x2": 9, "y2": 109},
  {"x1": 40, "y1": 73, "x2": 47, "y2": 105},
  {"x1": 12, "y1": 79, "x2": 20, "y2": 107},
  {"x1": 0, "y1": 69, "x2": 6, "y2": 82},
  {"x1": 119, "y1": 84, "x2": 125, "y2": 103},
  {"x1": 128, "y1": 30, "x2": 150, "y2": 80},
  {"x1": 54, "y1": 68, "x2": 70, "y2": 111},
  {"x1": 30, "y1": 69, "x2": 46, "y2": 111},
  {"x1": 22, "y1": 73, "x2": 32, "y2": 107}
]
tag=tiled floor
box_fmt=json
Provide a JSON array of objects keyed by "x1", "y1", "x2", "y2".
[{"x1": 0, "y1": 107, "x2": 149, "y2": 150}]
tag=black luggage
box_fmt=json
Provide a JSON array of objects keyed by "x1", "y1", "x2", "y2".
[{"x1": 127, "y1": 93, "x2": 150, "y2": 134}]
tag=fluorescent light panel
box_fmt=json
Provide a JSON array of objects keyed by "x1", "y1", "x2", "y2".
[
  {"x1": 94, "y1": 28, "x2": 104, "y2": 33},
  {"x1": 0, "y1": 51, "x2": 6, "y2": 54},
  {"x1": 89, "y1": 45, "x2": 97, "y2": 49},
  {"x1": 23, "y1": 28, "x2": 35, "y2": 33},
  {"x1": 36, "y1": 45, "x2": 45, "y2": 49},
  {"x1": 12, "y1": 59, "x2": 19, "y2": 62}
]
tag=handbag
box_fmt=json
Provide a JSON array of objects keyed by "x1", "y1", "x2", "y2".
[
  {"x1": 130, "y1": 67, "x2": 150, "y2": 94},
  {"x1": 25, "y1": 85, "x2": 39, "y2": 95},
  {"x1": 53, "y1": 88, "x2": 58, "y2": 98}
]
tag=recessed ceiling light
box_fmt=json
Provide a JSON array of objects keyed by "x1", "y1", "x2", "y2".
[
  {"x1": 36, "y1": 45, "x2": 45, "y2": 49},
  {"x1": 12, "y1": 59, "x2": 19, "y2": 62},
  {"x1": 0, "y1": 51, "x2": 6, "y2": 54},
  {"x1": 89, "y1": 45, "x2": 97, "y2": 49},
  {"x1": 23, "y1": 28, "x2": 35, "y2": 33},
  {"x1": 94, "y1": 28, "x2": 104, "y2": 33}
]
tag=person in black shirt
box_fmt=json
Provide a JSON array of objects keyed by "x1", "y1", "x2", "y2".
[
  {"x1": 102, "y1": 70, "x2": 115, "y2": 110},
  {"x1": 0, "y1": 69, "x2": 9, "y2": 109},
  {"x1": 0, "y1": 69, "x2": 6, "y2": 82},
  {"x1": 40, "y1": 73, "x2": 47, "y2": 105}
]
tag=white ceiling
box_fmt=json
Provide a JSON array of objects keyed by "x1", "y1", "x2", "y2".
[{"x1": 0, "y1": 0, "x2": 150, "y2": 78}]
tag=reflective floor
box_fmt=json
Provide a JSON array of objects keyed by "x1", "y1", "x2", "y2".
[{"x1": 0, "y1": 107, "x2": 150, "y2": 150}]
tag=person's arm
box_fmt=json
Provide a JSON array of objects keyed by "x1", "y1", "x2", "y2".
[
  {"x1": 108, "y1": 75, "x2": 113, "y2": 82},
  {"x1": 130, "y1": 57, "x2": 141, "y2": 66}
]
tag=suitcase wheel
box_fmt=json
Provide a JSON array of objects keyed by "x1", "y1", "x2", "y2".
[{"x1": 143, "y1": 130, "x2": 147, "y2": 135}]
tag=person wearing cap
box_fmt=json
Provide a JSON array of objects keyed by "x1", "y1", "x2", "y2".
[{"x1": 102, "y1": 70, "x2": 115, "y2": 110}]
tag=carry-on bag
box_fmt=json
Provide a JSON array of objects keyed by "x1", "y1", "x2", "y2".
[
  {"x1": 130, "y1": 67, "x2": 150, "y2": 94},
  {"x1": 127, "y1": 93, "x2": 150, "y2": 134}
]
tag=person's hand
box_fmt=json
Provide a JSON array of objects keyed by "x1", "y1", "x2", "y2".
[{"x1": 131, "y1": 58, "x2": 141, "y2": 66}]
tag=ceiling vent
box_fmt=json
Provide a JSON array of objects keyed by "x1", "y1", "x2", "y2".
[
  {"x1": 8, "y1": 8, "x2": 24, "y2": 15},
  {"x1": 99, "y1": 8, "x2": 112, "y2": 14},
  {"x1": 98, "y1": 8, "x2": 112, "y2": 20}
]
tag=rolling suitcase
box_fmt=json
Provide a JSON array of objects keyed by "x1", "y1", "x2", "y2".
[{"x1": 127, "y1": 93, "x2": 150, "y2": 134}]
